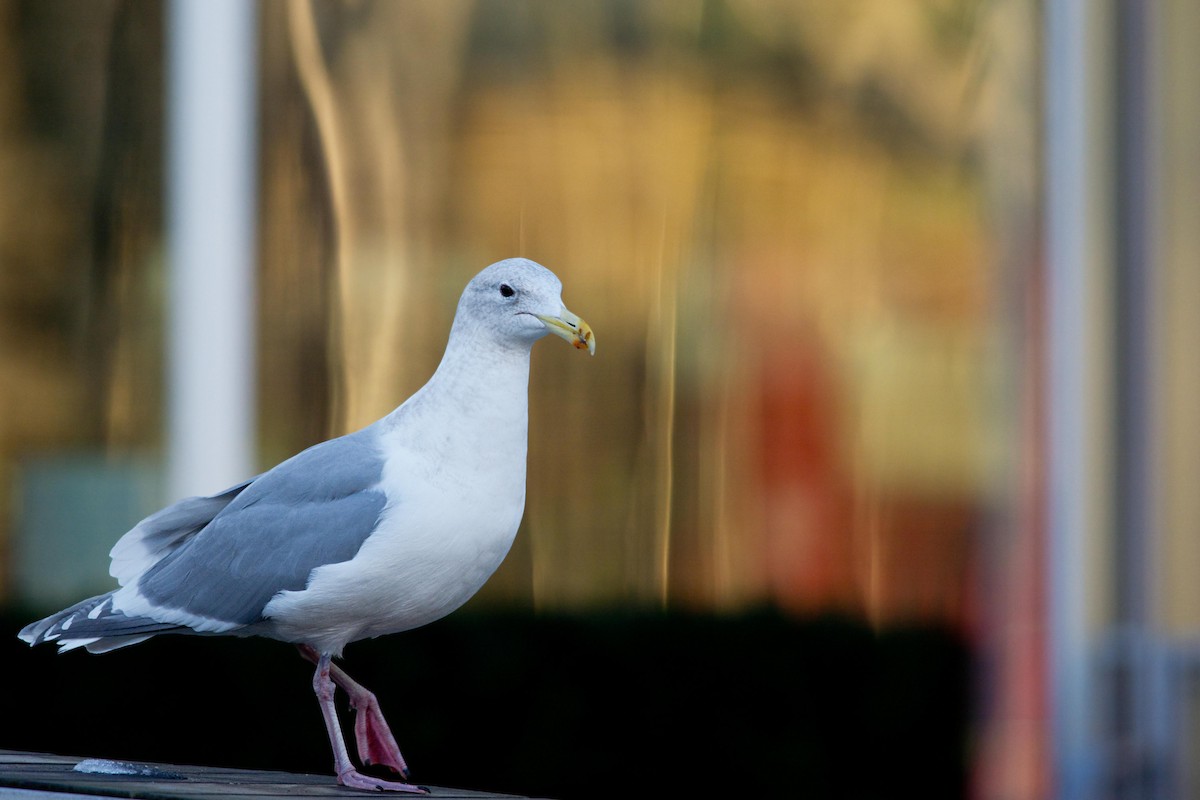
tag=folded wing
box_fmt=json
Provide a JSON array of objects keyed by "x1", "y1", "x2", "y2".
[{"x1": 20, "y1": 429, "x2": 389, "y2": 652}]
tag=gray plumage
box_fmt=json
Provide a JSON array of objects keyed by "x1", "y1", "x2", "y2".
[
  {"x1": 20, "y1": 429, "x2": 387, "y2": 645},
  {"x1": 138, "y1": 430, "x2": 387, "y2": 625},
  {"x1": 17, "y1": 258, "x2": 596, "y2": 792}
]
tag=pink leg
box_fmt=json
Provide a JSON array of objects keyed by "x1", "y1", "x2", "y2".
[
  {"x1": 310, "y1": 650, "x2": 426, "y2": 793},
  {"x1": 298, "y1": 644, "x2": 411, "y2": 777}
]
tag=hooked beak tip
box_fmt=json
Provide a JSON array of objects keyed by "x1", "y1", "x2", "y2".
[{"x1": 536, "y1": 311, "x2": 596, "y2": 355}]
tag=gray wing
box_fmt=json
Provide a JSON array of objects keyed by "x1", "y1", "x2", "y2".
[
  {"x1": 23, "y1": 478, "x2": 261, "y2": 650},
  {"x1": 133, "y1": 429, "x2": 388, "y2": 627},
  {"x1": 109, "y1": 477, "x2": 257, "y2": 586}
]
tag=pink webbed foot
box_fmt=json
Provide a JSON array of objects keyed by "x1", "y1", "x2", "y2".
[
  {"x1": 300, "y1": 644, "x2": 414, "y2": 785},
  {"x1": 349, "y1": 688, "x2": 409, "y2": 777},
  {"x1": 337, "y1": 767, "x2": 427, "y2": 794}
]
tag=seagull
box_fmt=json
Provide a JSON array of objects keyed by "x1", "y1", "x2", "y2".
[{"x1": 19, "y1": 258, "x2": 595, "y2": 793}]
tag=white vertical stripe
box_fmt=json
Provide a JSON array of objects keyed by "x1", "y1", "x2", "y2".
[
  {"x1": 1045, "y1": 0, "x2": 1112, "y2": 796},
  {"x1": 165, "y1": 0, "x2": 258, "y2": 499}
]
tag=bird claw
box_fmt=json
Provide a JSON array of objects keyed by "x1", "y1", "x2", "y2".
[
  {"x1": 337, "y1": 767, "x2": 427, "y2": 793},
  {"x1": 352, "y1": 692, "x2": 410, "y2": 779}
]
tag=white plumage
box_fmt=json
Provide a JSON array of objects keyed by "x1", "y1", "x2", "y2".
[{"x1": 19, "y1": 258, "x2": 594, "y2": 793}]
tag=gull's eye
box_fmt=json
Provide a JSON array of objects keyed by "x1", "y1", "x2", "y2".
[{"x1": 499, "y1": 284, "x2": 515, "y2": 298}]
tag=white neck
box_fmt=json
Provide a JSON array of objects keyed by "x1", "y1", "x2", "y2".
[{"x1": 380, "y1": 327, "x2": 533, "y2": 483}]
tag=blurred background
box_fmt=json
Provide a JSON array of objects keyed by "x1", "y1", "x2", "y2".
[{"x1": 0, "y1": 1, "x2": 1196, "y2": 798}]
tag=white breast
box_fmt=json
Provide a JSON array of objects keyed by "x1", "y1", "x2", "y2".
[{"x1": 262, "y1": 366, "x2": 531, "y2": 655}]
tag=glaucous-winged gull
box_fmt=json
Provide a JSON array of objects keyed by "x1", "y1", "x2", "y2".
[{"x1": 20, "y1": 257, "x2": 595, "y2": 793}]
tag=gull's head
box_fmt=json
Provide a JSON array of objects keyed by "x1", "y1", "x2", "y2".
[{"x1": 456, "y1": 258, "x2": 595, "y2": 355}]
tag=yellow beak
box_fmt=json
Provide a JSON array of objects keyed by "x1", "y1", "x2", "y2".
[{"x1": 536, "y1": 308, "x2": 595, "y2": 355}]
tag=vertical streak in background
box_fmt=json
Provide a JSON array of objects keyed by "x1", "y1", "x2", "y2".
[
  {"x1": 709, "y1": 355, "x2": 734, "y2": 604},
  {"x1": 1045, "y1": 0, "x2": 1106, "y2": 796},
  {"x1": 166, "y1": 0, "x2": 257, "y2": 500},
  {"x1": 287, "y1": 1, "x2": 354, "y2": 432},
  {"x1": 652, "y1": 219, "x2": 678, "y2": 608},
  {"x1": 1111, "y1": 1, "x2": 1167, "y2": 795}
]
